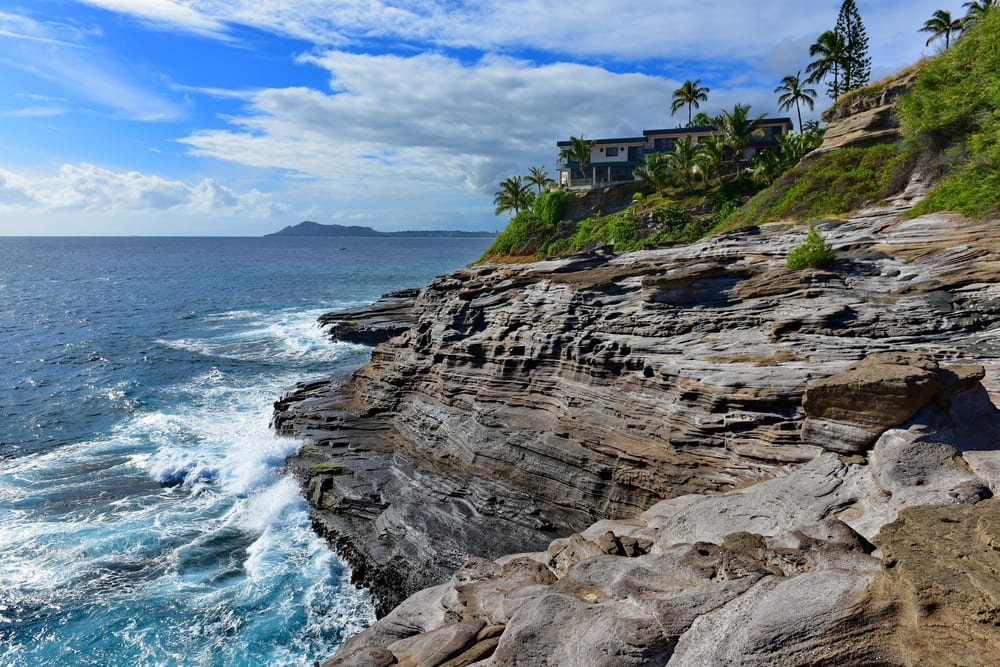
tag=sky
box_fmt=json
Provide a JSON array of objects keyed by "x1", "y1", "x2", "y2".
[{"x1": 0, "y1": 0, "x2": 959, "y2": 236}]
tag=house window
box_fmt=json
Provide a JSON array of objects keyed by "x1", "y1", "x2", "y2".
[{"x1": 605, "y1": 147, "x2": 619, "y2": 157}]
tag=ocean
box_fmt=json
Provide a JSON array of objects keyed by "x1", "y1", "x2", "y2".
[{"x1": 0, "y1": 236, "x2": 493, "y2": 666}]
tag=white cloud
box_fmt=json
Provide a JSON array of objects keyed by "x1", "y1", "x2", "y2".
[
  {"x1": 6, "y1": 106, "x2": 71, "y2": 117},
  {"x1": 66, "y1": 1, "x2": 946, "y2": 74},
  {"x1": 0, "y1": 10, "x2": 94, "y2": 46},
  {"x1": 72, "y1": 0, "x2": 229, "y2": 38},
  {"x1": 0, "y1": 10, "x2": 185, "y2": 121},
  {"x1": 179, "y1": 52, "x2": 668, "y2": 193},
  {"x1": 178, "y1": 50, "x2": 799, "y2": 203},
  {"x1": 0, "y1": 164, "x2": 281, "y2": 217}
]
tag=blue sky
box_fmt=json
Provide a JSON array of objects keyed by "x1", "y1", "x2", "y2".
[{"x1": 0, "y1": 0, "x2": 957, "y2": 235}]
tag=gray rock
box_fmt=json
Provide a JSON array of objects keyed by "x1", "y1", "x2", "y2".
[
  {"x1": 668, "y1": 570, "x2": 894, "y2": 666},
  {"x1": 387, "y1": 620, "x2": 483, "y2": 667}
]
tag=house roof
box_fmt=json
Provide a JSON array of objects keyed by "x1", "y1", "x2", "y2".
[
  {"x1": 642, "y1": 125, "x2": 716, "y2": 136},
  {"x1": 643, "y1": 117, "x2": 794, "y2": 136},
  {"x1": 556, "y1": 117, "x2": 796, "y2": 150},
  {"x1": 556, "y1": 136, "x2": 646, "y2": 147}
]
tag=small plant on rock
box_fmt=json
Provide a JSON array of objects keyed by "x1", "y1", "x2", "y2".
[{"x1": 787, "y1": 222, "x2": 836, "y2": 269}]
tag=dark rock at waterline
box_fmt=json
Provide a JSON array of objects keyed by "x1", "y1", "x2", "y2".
[{"x1": 318, "y1": 288, "x2": 419, "y2": 346}]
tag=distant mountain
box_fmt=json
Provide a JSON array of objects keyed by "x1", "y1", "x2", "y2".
[{"x1": 265, "y1": 221, "x2": 496, "y2": 238}]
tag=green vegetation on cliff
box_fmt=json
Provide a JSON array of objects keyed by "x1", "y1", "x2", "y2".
[
  {"x1": 720, "y1": 143, "x2": 916, "y2": 230},
  {"x1": 729, "y1": 10, "x2": 1000, "y2": 229},
  {"x1": 480, "y1": 188, "x2": 746, "y2": 261},
  {"x1": 898, "y1": 9, "x2": 1000, "y2": 219}
]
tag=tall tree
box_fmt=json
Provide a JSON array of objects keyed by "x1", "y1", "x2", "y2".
[
  {"x1": 774, "y1": 71, "x2": 817, "y2": 134},
  {"x1": 835, "y1": 0, "x2": 871, "y2": 91},
  {"x1": 525, "y1": 166, "x2": 554, "y2": 194},
  {"x1": 716, "y1": 104, "x2": 765, "y2": 181},
  {"x1": 962, "y1": 0, "x2": 997, "y2": 29},
  {"x1": 806, "y1": 30, "x2": 851, "y2": 99},
  {"x1": 920, "y1": 9, "x2": 964, "y2": 48},
  {"x1": 493, "y1": 176, "x2": 534, "y2": 217},
  {"x1": 671, "y1": 79, "x2": 710, "y2": 125},
  {"x1": 558, "y1": 136, "x2": 596, "y2": 185}
]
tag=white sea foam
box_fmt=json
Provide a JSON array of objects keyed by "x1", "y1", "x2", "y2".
[
  {"x1": 157, "y1": 307, "x2": 368, "y2": 365},
  {"x1": 0, "y1": 300, "x2": 376, "y2": 667}
]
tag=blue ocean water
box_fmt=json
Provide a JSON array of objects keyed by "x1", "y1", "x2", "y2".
[{"x1": 0, "y1": 236, "x2": 493, "y2": 666}]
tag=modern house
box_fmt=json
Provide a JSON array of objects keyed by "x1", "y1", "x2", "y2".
[{"x1": 557, "y1": 117, "x2": 794, "y2": 188}]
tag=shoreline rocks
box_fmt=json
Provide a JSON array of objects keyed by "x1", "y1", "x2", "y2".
[
  {"x1": 321, "y1": 368, "x2": 1000, "y2": 666},
  {"x1": 318, "y1": 288, "x2": 420, "y2": 346},
  {"x1": 275, "y1": 201, "x2": 1000, "y2": 637}
]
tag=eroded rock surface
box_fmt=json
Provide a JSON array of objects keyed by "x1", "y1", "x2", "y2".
[
  {"x1": 319, "y1": 288, "x2": 419, "y2": 346},
  {"x1": 323, "y1": 386, "x2": 1000, "y2": 665},
  {"x1": 814, "y1": 68, "x2": 918, "y2": 154},
  {"x1": 275, "y1": 204, "x2": 1000, "y2": 617}
]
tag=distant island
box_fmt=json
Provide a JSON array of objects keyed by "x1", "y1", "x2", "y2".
[{"x1": 265, "y1": 221, "x2": 496, "y2": 238}]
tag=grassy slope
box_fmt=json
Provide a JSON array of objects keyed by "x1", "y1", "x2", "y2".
[
  {"x1": 726, "y1": 11, "x2": 1000, "y2": 230},
  {"x1": 898, "y1": 10, "x2": 1000, "y2": 219},
  {"x1": 717, "y1": 144, "x2": 916, "y2": 232}
]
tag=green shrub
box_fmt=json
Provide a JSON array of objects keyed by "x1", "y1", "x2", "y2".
[
  {"x1": 545, "y1": 210, "x2": 642, "y2": 254},
  {"x1": 481, "y1": 211, "x2": 550, "y2": 258},
  {"x1": 533, "y1": 190, "x2": 570, "y2": 227},
  {"x1": 787, "y1": 223, "x2": 836, "y2": 269}
]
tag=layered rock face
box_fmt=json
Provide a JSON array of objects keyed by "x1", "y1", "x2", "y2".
[
  {"x1": 274, "y1": 200, "x2": 1000, "y2": 623},
  {"x1": 813, "y1": 68, "x2": 918, "y2": 155},
  {"x1": 323, "y1": 354, "x2": 1000, "y2": 666}
]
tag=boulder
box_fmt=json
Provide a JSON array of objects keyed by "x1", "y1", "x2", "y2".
[{"x1": 801, "y1": 352, "x2": 942, "y2": 453}]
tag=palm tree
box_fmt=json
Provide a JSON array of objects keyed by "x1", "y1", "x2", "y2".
[
  {"x1": 558, "y1": 136, "x2": 596, "y2": 185},
  {"x1": 962, "y1": 0, "x2": 996, "y2": 29},
  {"x1": 633, "y1": 152, "x2": 671, "y2": 193},
  {"x1": 525, "y1": 166, "x2": 554, "y2": 194},
  {"x1": 920, "y1": 9, "x2": 963, "y2": 48},
  {"x1": 716, "y1": 104, "x2": 765, "y2": 181},
  {"x1": 751, "y1": 147, "x2": 786, "y2": 185},
  {"x1": 493, "y1": 176, "x2": 534, "y2": 217},
  {"x1": 801, "y1": 120, "x2": 824, "y2": 138},
  {"x1": 665, "y1": 136, "x2": 702, "y2": 193},
  {"x1": 695, "y1": 136, "x2": 726, "y2": 187},
  {"x1": 806, "y1": 30, "x2": 852, "y2": 99},
  {"x1": 774, "y1": 71, "x2": 817, "y2": 135},
  {"x1": 689, "y1": 111, "x2": 715, "y2": 128},
  {"x1": 671, "y1": 79, "x2": 710, "y2": 126}
]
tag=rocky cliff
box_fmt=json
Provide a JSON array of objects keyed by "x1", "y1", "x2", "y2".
[
  {"x1": 812, "y1": 68, "x2": 919, "y2": 155},
  {"x1": 275, "y1": 187, "x2": 1000, "y2": 605},
  {"x1": 273, "y1": 59, "x2": 1000, "y2": 663}
]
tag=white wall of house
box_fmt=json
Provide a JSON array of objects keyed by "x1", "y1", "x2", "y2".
[{"x1": 589, "y1": 142, "x2": 644, "y2": 164}]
